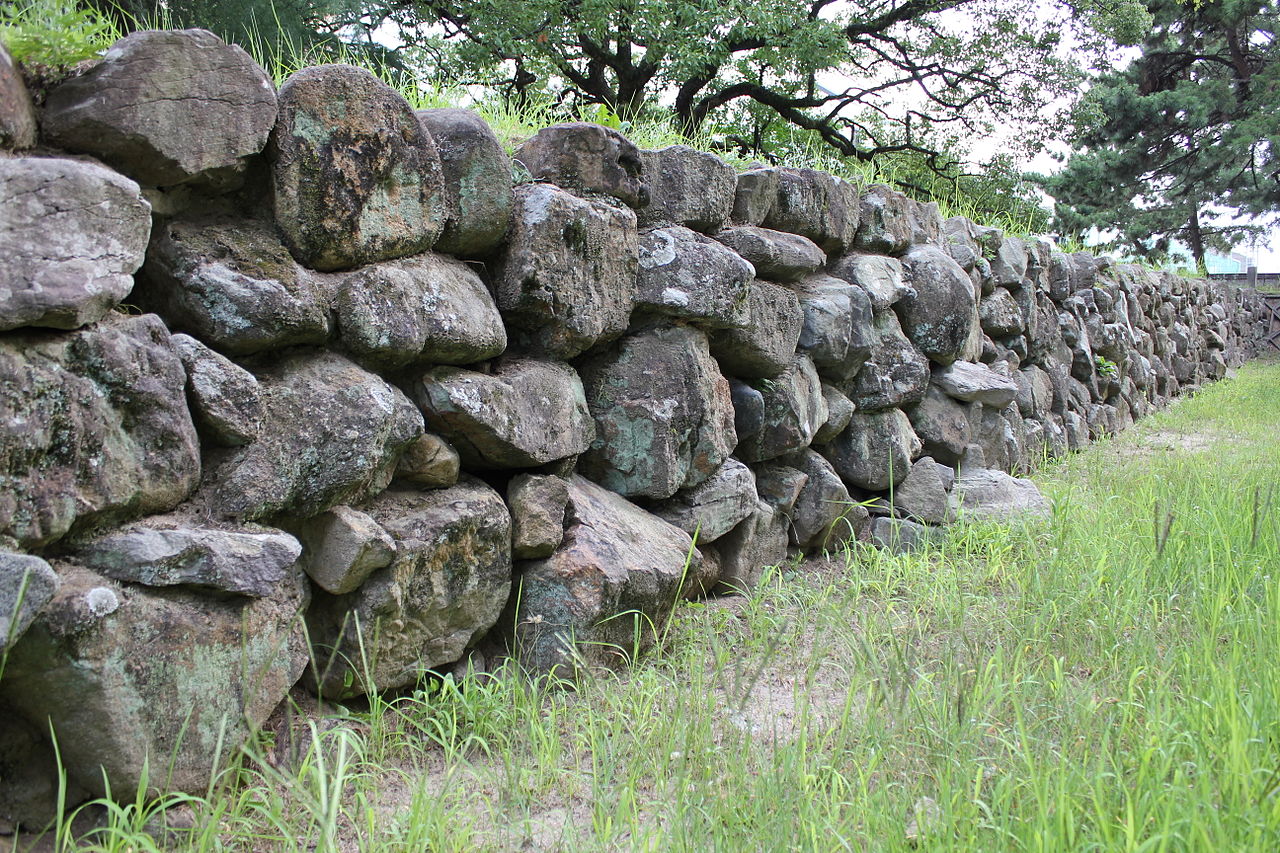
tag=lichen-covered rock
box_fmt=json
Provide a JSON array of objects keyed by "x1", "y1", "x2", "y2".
[
  {"x1": 990, "y1": 236, "x2": 1029, "y2": 287},
  {"x1": 846, "y1": 309, "x2": 931, "y2": 411},
  {"x1": 579, "y1": 326, "x2": 737, "y2": 499},
  {"x1": 898, "y1": 243, "x2": 980, "y2": 364},
  {"x1": 791, "y1": 273, "x2": 876, "y2": 381},
  {"x1": 827, "y1": 253, "x2": 909, "y2": 311},
  {"x1": 290, "y1": 506, "x2": 395, "y2": 595},
  {"x1": 0, "y1": 314, "x2": 200, "y2": 549},
  {"x1": 651, "y1": 458, "x2": 757, "y2": 544},
  {"x1": 731, "y1": 166, "x2": 779, "y2": 225},
  {"x1": 205, "y1": 351, "x2": 423, "y2": 521},
  {"x1": 0, "y1": 552, "x2": 57, "y2": 653},
  {"x1": 823, "y1": 407, "x2": 922, "y2": 492},
  {"x1": 171, "y1": 333, "x2": 262, "y2": 446},
  {"x1": 854, "y1": 184, "x2": 939, "y2": 254},
  {"x1": 905, "y1": 387, "x2": 974, "y2": 469},
  {"x1": 710, "y1": 500, "x2": 789, "y2": 593},
  {"x1": 891, "y1": 456, "x2": 949, "y2": 525},
  {"x1": 495, "y1": 183, "x2": 639, "y2": 358},
  {"x1": 416, "y1": 358, "x2": 594, "y2": 469},
  {"x1": 416, "y1": 108, "x2": 513, "y2": 256},
  {"x1": 306, "y1": 480, "x2": 510, "y2": 696},
  {"x1": 394, "y1": 433, "x2": 460, "y2": 488},
  {"x1": 711, "y1": 226, "x2": 824, "y2": 282},
  {"x1": 753, "y1": 462, "x2": 808, "y2": 518},
  {"x1": 813, "y1": 383, "x2": 855, "y2": 445},
  {"x1": 42, "y1": 29, "x2": 277, "y2": 187},
  {"x1": 513, "y1": 476, "x2": 695, "y2": 674},
  {"x1": 783, "y1": 449, "x2": 861, "y2": 551},
  {"x1": 635, "y1": 226, "x2": 753, "y2": 328},
  {"x1": 934, "y1": 360, "x2": 1019, "y2": 408},
  {"x1": 1, "y1": 561, "x2": 309, "y2": 798},
  {"x1": 709, "y1": 280, "x2": 804, "y2": 378},
  {"x1": 0, "y1": 157, "x2": 151, "y2": 332},
  {"x1": 334, "y1": 253, "x2": 506, "y2": 369},
  {"x1": 638, "y1": 145, "x2": 736, "y2": 230},
  {"x1": 140, "y1": 217, "x2": 330, "y2": 355},
  {"x1": 980, "y1": 287, "x2": 1025, "y2": 336},
  {"x1": 514, "y1": 122, "x2": 648, "y2": 207},
  {"x1": 763, "y1": 168, "x2": 860, "y2": 253},
  {"x1": 272, "y1": 64, "x2": 445, "y2": 270},
  {"x1": 733, "y1": 355, "x2": 827, "y2": 463},
  {"x1": 0, "y1": 44, "x2": 37, "y2": 150},
  {"x1": 508, "y1": 474, "x2": 570, "y2": 560}
]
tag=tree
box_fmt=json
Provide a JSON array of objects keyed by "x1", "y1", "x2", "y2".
[{"x1": 1039, "y1": 0, "x2": 1280, "y2": 269}]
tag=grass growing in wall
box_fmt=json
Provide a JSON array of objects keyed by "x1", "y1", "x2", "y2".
[{"x1": 37, "y1": 360, "x2": 1280, "y2": 850}]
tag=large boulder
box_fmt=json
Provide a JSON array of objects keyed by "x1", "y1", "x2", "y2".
[
  {"x1": 638, "y1": 145, "x2": 736, "y2": 230},
  {"x1": 651, "y1": 458, "x2": 757, "y2": 544},
  {"x1": 712, "y1": 226, "x2": 824, "y2": 282},
  {"x1": 415, "y1": 358, "x2": 594, "y2": 469},
  {"x1": 0, "y1": 157, "x2": 151, "y2": 332},
  {"x1": 42, "y1": 29, "x2": 277, "y2": 187},
  {"x1": 513, "y1": 476, "x2": 695, "y2": 674},
  {"x1": 514, "y1": 122, "x2": 648, "y2": 208},
  {"x1": 891, "y1": 456, "x2": 950, "y2": 525},
  {"x1": 508, "y1": 474, "x2": 570, "y2": 560},
  {"x1": 0, "y1": 43, "x2": 37, "y2": 150},
  {"x1": 495, "y1": 183, "x2": 639, "y2": 358},
  {"x1": 709, "y1": 500, "x2": 789, "y2": 593},
  {"x1": 827, "y1": 253, "x2": 909, "y2": 311},
  {"x1": 306, "y1": 480, "x2": 511, "y2": 697},
  {"x1": 897, "y1": 244, "x2": 980, "y2": 364},
  {"x1": 289, "y1": 505, "x2": 395, "y2": 596},
  {"x1": 762, "y1": 168, "x2": 859, "y2": 253},
  {"x1": 823, "y1": 408, "x2": 922, "y2": 492},
  {"x1": 709, "y1": 280, "x2": 804, "y2": 378},
  {"x1": 905, "y1": 385, "x2": 973, "y2": 466},
  {"x1": 934, "y1": 361, "x2": 1019, "y2": 408},
  {"x1": 951, "y1": 460, "x2": 1051, "y2": 522},
  {"x1": 1, "y1": 561, "x2": 309, "y2": 798},
  {"x1": 272, "y1": 64, "x2": 446, "y2": 270},
  {"x1": 139, "y1": 217, "x2": 330, "y2": 355},
  {"x1": 791, "y1": 273, "x2": 876, "y2": 382},
  {"x1": 204, "y1": 351, "x2": 423, "y2": 521},
  {"x1": 853, "y1": 184, "x2": 939, "y2": 254},
  {"x1": 416, "y1": 108, "x2": 513, "y2": 257},
  {"x1": 171, "y1": 333, "x2": 263, "y2": 446},
  {"x1": 0, "y1": 314, "x2": 200, "y2": 549},
  {"x1": 784, "y1": 449, "x2": 861, "y2": 551},
  {"x1": 579, "y1": 326, "x2": 737, "y2": 499},
  {"x1": 333, "y1": 253, "x2": 507, "y2": 369},
  {"x1": 733, "y1": 355, "x2": 827, "y2": 463},
  {"x1": 980, "y1": 287, "x2": 1025, "y2": 337},
  {"x1": 731, "y1": 167, "x2": 779, "y2": 225},
  {"x1": 0, "y1": 552, "x2": 58, "y2": 654},
  {"x1": 846, "y1": 309, "x2": 931, "y2": 411},
  {"x1": 635, "y1": 226, "x2": 753, "y2": 328}
]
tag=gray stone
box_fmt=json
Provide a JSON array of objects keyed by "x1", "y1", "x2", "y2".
[
  {"x1": 514, "y1": 122, "x2": 648, "y2": 208},
  {"x1": 709, "y1": 280, "x2": 804, "y2": 378},
  {"x1": 892, "y1": 457, "x2": 949, "y2": 525},
  {"x1": 0, "y1": 314, "x2": 201, "y2": 549},
  {"x1": 710, "y1": 500, "x2": 789, "y2": 593},
  {"x1": 579, "y1": 325, "x2": 736, "y2": 499},
  {"x1": 0, "y1": 704, "x2": 89, "y2": 828},
  {"x1": 635, "y1": 226, "x2": 753, "y2": 328},
  {"x1": 763, "y1": 168, "x2": 859, "y2": 253},
  {"x1": 898, "y1": 243, "x2": 980, "y2": 364},
  {"x1": 509, "y1": 474, "x2": 570, "y2": 560},
  {"x1": 171, "y1": 333, "x2": 262, "y2": 446},
  {"x1": 846, "y1": 308, "x2": 931, "y2": 411},
  {"x1": 712, "y1": 226, "x2": 824, "y2": 282},
  {"x1": 416, "y1": 108, "x2": 513, "y2": 257},
  {"x1": 416, "y1": 358, "x2": 594, "y2": 470},
  {"x1": 731, "y1": 167, "x2": 779, "y2": 225},
  {"x1": 827, "y1": 252, "x2": 909, "y2": 311},
  {"x1": 291, "y1": 506, "x2": 395, "y2": 595},
  {"x1": 784, "y1": 449, "x2": 862, "y2": 551},
  {"x1": 513, "y1": 476, "x2": 694, "y2": 674},
  {"x1": 43, "y1": 30, "x2": 277, "y2": 187},
  {"x1": 394, "y1": 433, "x2": 460, "y2": 488},
  {"x1": 905, "y1": 385, "x2": 975, "y2": 466},
  {"x1": 639, "y1": 145, "x2": 736, "y2": 230},
  {"x1": 72, "y1": 522, "x2": 301, "y2": 598},
  {"x1": 792, "y1": 273, "x2": 876, "y2": 381},
  {"x1": 206, "y1": 350, "x2": 423, "y2": 521},
  {"x1": 934, "y1": 361, "x2": 1020, "y2": 407},
  {"x1": 651, "y1": 458, "x2": 757, "y2": 544},
  {"x1": 495, "y1": 183, "x2": 639, "y2": 358},
  {"x1": 0, "y1": 43, "x2": 36, "y2": 150},
  {"x1": 140, "y1": 217, "x2": 330, "y2": 355},
  {"x1": 307, "y1": 480, "x2": 511, "y2": 696},
  {"x1": 0, "y1": 157, "x2": 151, "y2": 331},
  {"x1": 334, "y1": 252, "x2": 506, "y2": 369},
  {"x1": 823, "y1": 408, "x2": 922, "y2": 492},
  {"x1": 0, "y1": 552, "x2": 57, "y2": 653},
  {"x1": 813, "y1": 383, "x2": 855, "y2": 445},
  {"x1": 854, "y1": 184, "x2": 939, "y2": 254},
  {"x1": 990, "y1": 236, "x2": 1028, "y2": 287},
  {"x1": 272, "y1": 63, "x2": 446, "y2": 270},
  {"x1": 950, "y1": 463, "x2": 1051, "y2": 523},
  {"x1": 753, "y1": 462, "x2": 808, "y2": 517},
  {"x1": 733, "y1": 356, "x2": 827, "y2": 463},
  {"x1": 980, "y1": 287, "x2": 1025, "y2": 336},
  {"x1": 868, "y1": 516, "x2": 933, "y2": 554},
  {"x1": 2, "y1": 561, "x2": 309, "y2": 798}
]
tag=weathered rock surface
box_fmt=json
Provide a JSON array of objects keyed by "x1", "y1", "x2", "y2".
[
  {"x1": 0, "y1": 157, "x2": 151, "y2": 332},
  {"x1": 2, "y1": 561, "x2": 309, "y2": 797},
  {"x1": 980, "y1": 287, "x2": 1025, "y2": 336},
  {"x1": 827, "y1": 253, "x2": 909, "y2": 311},
  {"x1": 334, "y1": 252, "x2": 506, "y2": 369},
  {"x1": 709, "y1": 280, "x2": 804, "y2": 378},
  {"x1": 891, "y1": 456, "x2": 949, "y2": 525},
  {"x1": 754, "y1": 462, "x2": 809, "y2": 518},
  {"x1": 205, "y1": 351, "x2": 422, "y2": 520},
  {"x1": 823, "y1": 408, "x2": 922, "y2": 491},
  {"x1": 579, "y1": 326, "x2": 737, "y2": 499},
  {"x1": 784, "y1": 449, "x2": 861, "y2": 551},
  {"x1": 272, "y1": 63, "x2": 445, "y2": 270},
  {"x1": 906, "y1": 385, "x2": 973, "y2": 466},
  {"x1": 934, "y1": 361, "x2": 1019, "y2": 407},
  {"x1": 898, "y1": 244, "x2": 980, "y2": 364},
  {"x1": 513, "y1": 476, "x2": 695, "y2": 673},
  {"x1": 635, "y1": 226, "x2": 752, "y2": 328},
  {"x1": 710, "y1": 500, "x2": 789, "y2": 592},
  {"x1": 416, "y1": 358, "x2": 594, "y2": 469},
  {"x1": 495, "y1": 183, "x2": 639, "y2": 358},
  {"x1": 514, "y1": 122, "x2": 648, "y2": 207},
  {"x1": 792, "y1": 273, "x2": 876, "y2": 381},
  {"x1": 846, "y1": 309, "x2": 931, "y2": 411},
  {"x1": 733, "y1": 356, "x2": 827, "y2": 463},
  {"x1": 813, "y1": 383, "x2": 855, "y2": 445},
  {"x1": 763, "y1": 168, "x2": 859, "y2": 253},
  {"x1": 0, "y1": 314, "x2": 200, "y2": 548},
  {"x1": 951, "y1": 465, "x2": 1051, "y2": 522},
  {"x1": 508, "y1": 474, "x2": 570, "y2": 560},
  {"x1": 416, "y1": 108, "x2": 512, "y2": 256},
  {"x1": 639, "y1": 145, "x2": 736, "y2": 230},
  {"x1": 42, "y1": 29, "x2": 277, "y2": 187},
  {"x1": 868, "y1": 516, "x2": 933, "y2": 554},
  {"x1": 394, "y1": 433, "x2": 460, "y2": 488},
  {"x1": 712, "y1": 226, "x2": 824, "y2": 282},
  {"x1": 0, "y1": 552, "x2": 58, "y2": 653},
  {"x1": 307, "y1": 480, "x2": 511, "y2": 696},
  {"x1": 0, "y1": 44, "x2": 37, "y2": 150},
  {"x1": 0, "y1": 703, "x2": 88, "y2": 827},
  {"x1": 854, "y1": 184, "x2": 939, "y2": 255},
  {"x1": 140, "y1": 217, "x2": 329, "y2": 354},
  {"x1": 731, "y1": 167, "x2": 779, "y2": 225},
  {"x1": 651, "y1": 458, "x2": 757, "y2": 544},
  {"x1": 171, "y1": 333, "x2": 262, "y2": 446},
  {"x1": 290, "y1": 506, "x2": 395, "y2": 595}
]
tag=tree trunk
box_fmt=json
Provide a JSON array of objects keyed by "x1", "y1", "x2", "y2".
[{"x1": 1187, "y1": 207, "x2": 1206, "y2": 272}]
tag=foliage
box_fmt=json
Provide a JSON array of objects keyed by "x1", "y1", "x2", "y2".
[
  {"x1": 0, "y1": 0, "x2": 120, "y2": 66},
  {"x1": 1037, "y1": 0, "x2": 1280, "y2": 269}
]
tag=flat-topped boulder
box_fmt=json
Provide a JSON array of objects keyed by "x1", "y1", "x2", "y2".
[{"x1": 514, "y1": 122, "x2": 648, "y2": 208}]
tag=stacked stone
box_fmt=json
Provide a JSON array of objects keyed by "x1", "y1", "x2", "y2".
[{"x1": 0, "y1": 30, "x2": 1266, "y2": 826}]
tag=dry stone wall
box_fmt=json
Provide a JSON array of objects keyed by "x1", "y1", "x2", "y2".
[{"x1": 0, "y1": 30, "x2": 1268, "y2": 825}]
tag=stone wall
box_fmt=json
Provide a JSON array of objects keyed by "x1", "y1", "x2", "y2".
[{"x1": 0, "y1": 30, "x2": 1267, "y2": 825}]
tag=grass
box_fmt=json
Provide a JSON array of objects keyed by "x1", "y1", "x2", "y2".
[{"x1": 26, "y1": 359, "x2": 1280, "y2": 851}]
